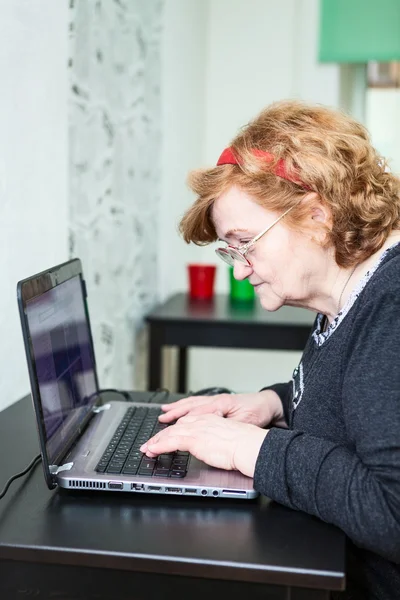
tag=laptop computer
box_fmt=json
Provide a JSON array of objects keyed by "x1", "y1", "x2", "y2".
[{"x1": 17, "y1": 259, "x2": 257, "y2": 499}]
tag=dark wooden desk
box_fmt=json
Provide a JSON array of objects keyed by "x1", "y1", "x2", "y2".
[
  {"x1": 146, "y1": 293, "x2": 315, "y2": 392},
  {"x1": 0, "y1": 392, "x2": 345, "y2": 599}
]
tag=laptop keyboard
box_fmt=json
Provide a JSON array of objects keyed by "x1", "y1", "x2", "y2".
[{"x1": 95, "y1": 406, "x2": 190, "y2": 478}]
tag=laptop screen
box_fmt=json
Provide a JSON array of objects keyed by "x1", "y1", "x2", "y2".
[{"x1": 25, "y1": 275, "x2": 97, "y2": 464}]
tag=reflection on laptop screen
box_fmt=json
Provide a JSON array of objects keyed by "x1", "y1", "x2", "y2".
[{"x1": 25, "y1": 275, "x2": 97, "y2": 463}]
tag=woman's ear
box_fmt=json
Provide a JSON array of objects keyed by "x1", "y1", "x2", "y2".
[{"x1": 301, "y1": 192, "x2": 333, "y2": 242}]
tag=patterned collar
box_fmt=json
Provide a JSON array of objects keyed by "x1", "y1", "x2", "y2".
[{"x1": 313, "y1": 241, "x2": 400, "y2": 347}]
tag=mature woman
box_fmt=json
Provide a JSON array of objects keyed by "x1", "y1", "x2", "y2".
[{"x1": 141, "y1": 101, "x2": 400, "y2": 599}]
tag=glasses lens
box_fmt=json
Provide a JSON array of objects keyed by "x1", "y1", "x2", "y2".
[
  {"x1": 215, "y1": 248, "x2": 234, "y2": 266},
  {"x1": 215, "y1": 247, "x2": 250, "y2": 266}
]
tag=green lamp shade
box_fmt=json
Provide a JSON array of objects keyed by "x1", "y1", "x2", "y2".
[{"x1": 319, "y1": 0, "x2": 400, "y2": 63}]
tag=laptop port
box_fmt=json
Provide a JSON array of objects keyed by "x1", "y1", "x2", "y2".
[
  {"x1": 184, "y1": 488, "x2": 198, "y2": 494},
  {"x1": 131, "y1": 483, "x2": 144, "y2": 490},
  {"x1": 221, "y1": 489, "x2": 246, "y2": 496},
  {"x1": 108, "y1": 481, "x2": 123, "y2": 489},
  {"x1": 148, "y1": 485, "x2": 161, "y2": 491},
  {"x1": 166, "y1": 487, "x2": 182, "y2": 493}
]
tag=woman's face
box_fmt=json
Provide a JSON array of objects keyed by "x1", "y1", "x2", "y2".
[{"x1": 212, "y1": 185, "x2": 330, "y2": 311}]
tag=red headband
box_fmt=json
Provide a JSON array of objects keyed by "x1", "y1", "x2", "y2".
[{"x1": 217, "y1": 147, "x2": 309, "y2": 189}]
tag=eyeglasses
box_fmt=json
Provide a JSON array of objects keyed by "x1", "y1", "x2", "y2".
[{"x1": 215, "y1": 204, "x2": 296, "y2": 267}]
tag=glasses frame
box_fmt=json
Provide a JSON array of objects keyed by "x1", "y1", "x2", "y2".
[{"x1": 215, "y1": 204, "x2": 296, "y2": 266}]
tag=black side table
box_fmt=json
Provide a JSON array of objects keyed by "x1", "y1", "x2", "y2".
[{"x1": 146, "y1": 293, "x2": 315, "y2": 392}]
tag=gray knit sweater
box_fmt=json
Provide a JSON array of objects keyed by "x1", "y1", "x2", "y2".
[{"x1": 256, "y1": 243, "x2": 400, "y2": 600}]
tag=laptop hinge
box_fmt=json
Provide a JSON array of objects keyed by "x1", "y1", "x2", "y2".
[
  {"x1": 49, "y1": 462, "x2": 74, "y2": 475},
  {"x1": 92, "y1": 403, "x2": 111, "y2": 413}
]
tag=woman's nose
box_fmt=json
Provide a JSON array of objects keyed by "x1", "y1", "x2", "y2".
[{"x1": 233, "y1": 260, "x2": 252, "y2": 281}]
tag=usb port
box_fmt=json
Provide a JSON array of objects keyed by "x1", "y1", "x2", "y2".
[
  {"x1": 166, "y1": 487, "x2": 182, "y2": 493},
  {"x1": 184, "y1": 488, "x2": 198, "y2": 494},
  {"x1": 108, "y1": 482, "x2": 123, "y2": 489},
  {"x1": 221, "y1": 489, "x2": 246, "y2": 496},
  {"x1": 148, "y1": 485, "x2": 161, "y2": 491}
]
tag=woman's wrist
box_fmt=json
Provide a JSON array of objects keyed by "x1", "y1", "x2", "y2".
[
  {"x1": 233, "y1": 426, "x2": 269, "y2": 478},
  {"x1": 259, "y1": 389, "x2": 287, "y2": 427}
]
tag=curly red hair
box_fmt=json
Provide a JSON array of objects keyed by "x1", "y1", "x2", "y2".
[{"x1": 179, "y1": 100, "x2": 400, "y2": 268}]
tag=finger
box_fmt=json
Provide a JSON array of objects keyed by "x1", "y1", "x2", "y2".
[
  {"x1": 159, "y1": 405, "x2": 208, "y2": 422},
  {"x1": 159, "y1": 397, "x2": 211, "y2": 422},
  {"x1": 158, "y1": 410, "x2": 182, "y2": 422},
  {"x1": 141, "y1": 420, "x2": 194, "y2": 454},
  {"x1": 145, "y1": 434, "x2": 192, "y2": 457},
  {"x1": 140, "y1": 422, "x2": 187, "y2": 452},
  {"x1": 140, "y1": 431, "x2": 162, "y2": 452},
  {"x1": 160, "y1": 396, "x2": 197, "y2": 412},
  {"x1": 161, "y1": 395, "x2": 214, "y2": 412}
]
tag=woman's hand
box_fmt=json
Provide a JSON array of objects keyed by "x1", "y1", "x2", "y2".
[
  {"x1": 158, "y1": 390, "x2": 285, "y2": 428},
  {"x1": 140, "y1": 414, "x2": 269, "y2": 478}
]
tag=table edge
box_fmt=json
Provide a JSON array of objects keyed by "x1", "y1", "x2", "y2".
[{"x1": 0, "y1": 545, "x2": 346, "y2": 591}]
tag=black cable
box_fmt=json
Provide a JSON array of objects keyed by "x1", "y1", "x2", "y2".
[
  {"x1": 0, "y1": 453, "x2": 42, "y2": 500},
  {"x1": 88, "y1": 388, "x2": 132, "y2": 402},
  {"x1": 147, "y1": 388, "x2": 170, "y2": 403}
]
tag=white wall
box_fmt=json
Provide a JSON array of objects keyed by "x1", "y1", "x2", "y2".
[
  {"x1": 159, "y1": 0, "x2": 209, "y2": 300},
  {"x1": 0, "y1": 1, "x2": 69, "y2": 411},
  {"x1": 160, "y1": 0, "x2": 340, "y2": 393},
  {"x1": 204, "y1": 0, "x2": 340, "y2": 175},
  {"x1": 204, "y1": 0, "x2": 297, "y2": 165},
  {"x1": 367, "y1": 89, "x2": 400, "y2": 176}
]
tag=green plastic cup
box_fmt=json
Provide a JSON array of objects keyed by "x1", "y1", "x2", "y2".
[{"x1": 229, "y1": 267, "x2": 255, "y2": 303}]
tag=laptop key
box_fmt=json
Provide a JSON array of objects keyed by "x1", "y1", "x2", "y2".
[
  {"x1": 170, "y1": 470, "x2": 186, "y2": 478},
  {"x1": 107, "y1": 466, "x2": 122, "y2": 474},
  {"x1": 153, "y1": 468, "x2": 170, "y2": 477},
  {"x1": 138, "y1": 463, "x2": 154, "y2": 472},
  {"x1": 114, "y1": 450, "x2": 128, "y2": 457},
  {"x1": 138, "y1": 469, "x2": 154, "y2": 476},
  {"x1": 171, "y1": 459, "x2": 187, "y2": 467},
  {"x1": 155, "y1": 456, "x2": 173, "y2": 469},
  {"x1": 125, "y1": 462, "x2": 140, "y2": 470},
  {"x1": 142, "y1": 456, "x2": 157, "y2": 465},
  {"x1": 109, "y1": 460, "x2": 125, "y2": 467},
  {"x1": 129, "y1": 454, "x2": 142, "y2": 461},
  {"x1": 138, "y1": 462, "x2": 155, "y2": 473},
  {"x1": 170, "y1": 464, "x2": 186, "y2": 472},
  {"x1": 97, "y1": 463, "x2": 109, "y2": 471}
]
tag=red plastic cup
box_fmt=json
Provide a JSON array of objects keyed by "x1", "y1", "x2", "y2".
[{"x1": 187, "y1": 264, "x2": 216, "y2": 300}]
